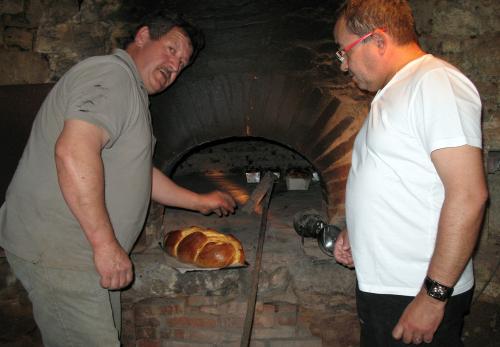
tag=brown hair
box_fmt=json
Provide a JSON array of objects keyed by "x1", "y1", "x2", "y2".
[
  {"x1": 123, "y1": 10, "x2": 205, "y2": 65},
  {"x1": 338, "y1": 0, "x2": 418, "y2": 45}
]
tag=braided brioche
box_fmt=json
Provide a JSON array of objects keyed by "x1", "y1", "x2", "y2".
[{"x1": 164, "y1": 226, "x2": 245, "y2": 268}]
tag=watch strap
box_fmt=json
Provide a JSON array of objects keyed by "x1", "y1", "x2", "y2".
[{"x1": 424, "y1": 276, "x2": 454, "y2": 302}]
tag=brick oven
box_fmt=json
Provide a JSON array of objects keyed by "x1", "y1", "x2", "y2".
[
  {"x1": 119, "y1": 73, "x2": 368, "y2": 346},
  {"x1": 112, "y1": 4, "x2": 371, "y2": 343}
]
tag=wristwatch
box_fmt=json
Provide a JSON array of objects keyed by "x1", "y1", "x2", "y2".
[{"x1": 424, "y1": 276, "x2": 454, "y2": 302}]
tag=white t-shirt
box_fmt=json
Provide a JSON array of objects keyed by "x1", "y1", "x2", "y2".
[{"x1": 346, "y1": 54, "x2": 482, "y2": 296}]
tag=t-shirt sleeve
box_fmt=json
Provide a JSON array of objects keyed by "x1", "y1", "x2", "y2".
[
  {"x1": 62, "y1": 59, "x2": 134, "y2": 147},
  {"x1": 410, "y1": 67, "x2": 482, "y2": 154}
]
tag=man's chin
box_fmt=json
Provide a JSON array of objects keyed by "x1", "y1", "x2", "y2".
[
  {"x1": 353, "y1": 79, "x2": 374, "y2": 93},
  {"x1": 352, "y1": 78, "x2": 365, "y2": 91},
  {"x1": 159, "y1": 77, "x2": 173, "y2": 90},
  {"x1": 149, "y1": 81, "x2": 169, "y2": 95}
]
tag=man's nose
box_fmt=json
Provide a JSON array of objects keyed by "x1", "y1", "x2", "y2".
[
  {"x1": 169, "y1": 57, "x2": 181, "y2": 73},
  {"x1": 340, "y1": 59, "x2": 348, "y2": 72}
]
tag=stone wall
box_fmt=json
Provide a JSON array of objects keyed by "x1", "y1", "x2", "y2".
[
  {"x1": 411, "y1": 0, "x2": 499, "y2": 150},
  {"x1": 0, "y1": 0, "x2": 50, "y2": 84}
]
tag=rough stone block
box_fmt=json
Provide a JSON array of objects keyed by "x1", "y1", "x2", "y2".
[
  {"x1": 197, "y1": 305, "x2": 219, "y2": 315},
  {"x1": 134, "y1": 304, "x2": 160, "y2": 323},
  {"x1": 137, "y1": 339, "x2": 161, "y2": 347},
  {"x1": 267, "y1": 337, "x2": 322, "y2": 347},
  {"x1": 212, "y1": 300, "x2": 247, "y2": 316},
  {"x1": 165, "y1": 315, "x2": 217, "y2": 329},
  {"x1": 218, "y1": 315, "x2": 245, "y2": 329},
  {"x1": 1, "y1": 0, "x2": 24, "y2": 14},
  {"x1": 25, "y1": 0, "x2": 43, "y2": 27},
  {"x1": 274, "y1": 302, "x2": 297, "y2": 313},
  {"x1": 159, "y1": 302, "x2": 185, "y2": 315},
  {"x1": 136, "y1": 316, "x2": 161, "y2": 328},
  {"x1": 186, "y1": 295, "x2": 223, "y2": 307},
  {"x1": 134, "y1": 304, "x2": 156, "y2": 316},
  {"x1": 252, "y1": 326, "x2": 297, "y2": 339},
  {"x1": 442, "y1": 40, "x2": 462, "y2": 54},
  {"x1": 186, "y1": 328, "x2": 240, "y2": 344},
  {"x1": 218, "y1": 341, "x2": 243, "y2": 347},
  {"x1": 0, "y1": 49, "x2": 49, "y2": 84},
  {"x1": 276, "y1": 313, "x2": 297, "y2": 326},
  {"x1": 160, "y1": 329, "x2": 185, "y2": 340},
  {"x1": 4, "y1": 27, "x2": 33, "y2": 50},
  {"x1": 254, "y1": 309, "x2": 276, "y2": 328},
  {"x1": 247, "y1": 341, "x2": 267, "y2": 347},
  {"x1": 309, "y1": 313, "x2": 360, "y2": 347},
  {"x1": 161, "y1": 341, "x2": 213, "y2": 347},
  {"x1": 186, "y1": 329, "x2": 222, "y2": 343},
  {"x1": 0, "y1": 258, "x2": 18, "y2": 290},
  {"x1": 135, "y1": 326, "x2": 158, "y2": 340}
]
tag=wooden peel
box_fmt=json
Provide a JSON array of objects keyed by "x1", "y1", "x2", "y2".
[
  {"x1": 241, "y1": 172, "x2": 275, "y2": 214},
  {"x1": 240, "y1": 171, "x2": 274, "y2": 347}
]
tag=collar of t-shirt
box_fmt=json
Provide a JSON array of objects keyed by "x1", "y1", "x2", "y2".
[
  {"x1": 113, "y1": 48, "x2": 148, "y2": 95},
  {"x1": 374, "y1": 54, "x2": 432, "y2": 103}
]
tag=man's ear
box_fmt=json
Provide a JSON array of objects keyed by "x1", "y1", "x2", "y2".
[
  {"x1": 373, "y1": 30, "x2": 387, "y2": 55},
  {"x1": 134, "y1": 26, "x2": 150, "y2": 47}
]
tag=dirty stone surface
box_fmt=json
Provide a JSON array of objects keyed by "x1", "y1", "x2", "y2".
[{"x1": 127, "y1": 173, "x2": 356, "y2": 303}]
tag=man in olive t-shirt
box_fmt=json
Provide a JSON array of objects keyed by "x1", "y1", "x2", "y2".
[{"x1": 0, "y1": 11, "x2": 236, "y2": 347}]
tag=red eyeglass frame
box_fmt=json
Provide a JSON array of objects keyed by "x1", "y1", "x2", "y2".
[{"x1": 336, "y1": 29, "x2": 384, "y2": 63}]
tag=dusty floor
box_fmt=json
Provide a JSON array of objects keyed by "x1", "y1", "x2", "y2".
[{"x1": 0, "y1": 173, "x2": 498, "y2": 346}]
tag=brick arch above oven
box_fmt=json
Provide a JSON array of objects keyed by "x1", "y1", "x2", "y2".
[{"x1": 151, "y1": 74, "x2": 368, "y2": 223}]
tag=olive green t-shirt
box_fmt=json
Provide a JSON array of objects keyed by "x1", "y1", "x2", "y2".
[{"x1": 0, "y1": 49, "x2": 154, "y2": 269}]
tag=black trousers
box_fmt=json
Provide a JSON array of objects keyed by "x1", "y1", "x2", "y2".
[{"x1": 356, "y1": 285, "x2": 473, "y2": 347}]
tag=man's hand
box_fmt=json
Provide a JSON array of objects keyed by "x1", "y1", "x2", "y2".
[
  {"x1": 151, "y1": 168, "x2": 237, "y2": 216},
  {"x1": 392, "y1": 289, "x2": 446, "y2": 344},
  {"x1": 333, "y1": 229, "x2": 354, "y2": 268},
  {"x1": 93, "y1": 241, "x2": 134, "y2": 290},
  {"x1": 198, "y1": 190, "x2": 236, "y2": 216}
]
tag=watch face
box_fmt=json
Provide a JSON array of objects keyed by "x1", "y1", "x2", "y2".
[
  {"x1": 430, "y1": 285, "x2": 446, "y2": 298},
  {"x1": 425, "y1": 277, "x2": 453, "y2": 301}
]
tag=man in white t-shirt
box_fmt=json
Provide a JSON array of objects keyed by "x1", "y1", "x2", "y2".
[{"x1": 332, "y1": 1, "x2": 488, "y2": 346}]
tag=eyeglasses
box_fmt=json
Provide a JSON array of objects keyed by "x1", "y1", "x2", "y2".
[{"x1": 335, "y1": 31, "x2": 375, "y2": 63}]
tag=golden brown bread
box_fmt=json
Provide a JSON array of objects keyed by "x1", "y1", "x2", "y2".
[{"x1": 163, "y1": 226, "x2": 245, "y2": 268}]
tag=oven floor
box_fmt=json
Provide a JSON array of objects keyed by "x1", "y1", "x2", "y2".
[{"x1": 0, "y1": 173, "x2": 498, "y2": 346}]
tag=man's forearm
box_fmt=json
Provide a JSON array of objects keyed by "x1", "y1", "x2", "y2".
[
  {"x1": 427, "y1": 193, "x2": 487, "y2": 287},
  {"x1": 151, "y1": 167, "x2": 201, "y2": 209}
]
